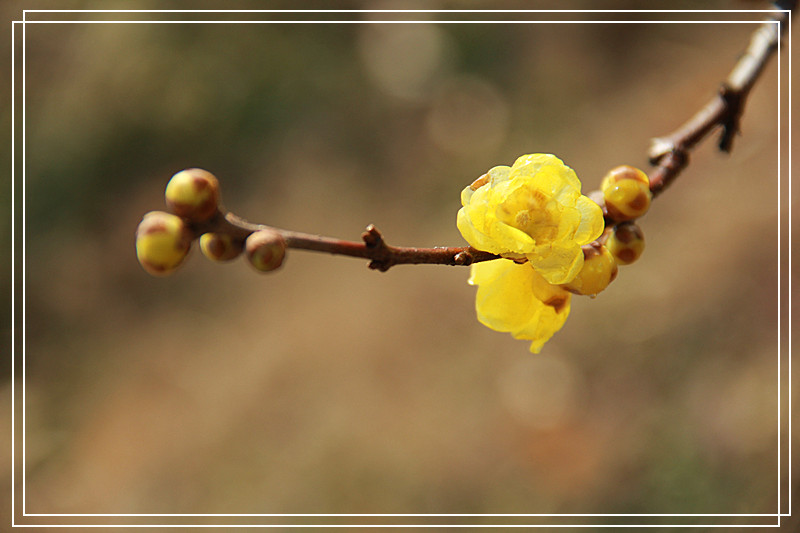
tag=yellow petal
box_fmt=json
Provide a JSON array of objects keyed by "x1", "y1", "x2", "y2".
[
  {"x1": 555, "y1": 204, "x2": 582, "y2": 240},
  {"x1": 495, "y1": 179, "x2": 561, "y2": 243},
  {"x1": 510, "y1": 154, "x2": 581, "y2": 202},
  {"x1": 573, "y1": 195, "x2": 605, "y2": 245},
  {"x1": 469, "y1": 260, "x2": 571, "y2": 353},
  {"x1": 487, "y1": 165, "x2": 511, "y2": 185},
  {"x1": 457, "y1": 207, "x2": 501, "y2": 253},
  {"x1": 460, "y1": 185, "x2": 475, "y2": 207},
  {"x1": 470, "y1": 259, "x2": 540, "y2": 332},
  {"x1": 528, "y1": 241, "x2": 584, "y2": 285}
]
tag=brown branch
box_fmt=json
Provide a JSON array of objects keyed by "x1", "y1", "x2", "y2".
[
  {"x1": 183, "y1": 2, "x2": 792, "y2": 272},
  {"x1": 647, "y1": 1, "x2": 793, "y2": 196},
  {"x1": 190, "y1": 210, "x2": 500, "y2": 272}
]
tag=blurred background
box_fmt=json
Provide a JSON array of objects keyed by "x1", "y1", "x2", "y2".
[{"x1": 3, "y1": 0, "x2": 794, "y2": 524}]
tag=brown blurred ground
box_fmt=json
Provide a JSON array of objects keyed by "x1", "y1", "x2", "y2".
[{"x1": 3, "y1": 1, "x2": 795, "y2": 523}]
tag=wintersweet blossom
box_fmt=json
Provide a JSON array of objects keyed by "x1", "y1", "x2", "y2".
[
  {"x1": 457, "y1": 154, "x2": 605, "y2": 352},
  {"x1": 457, "y1": 154, "x2": 604, "y2": 285}
]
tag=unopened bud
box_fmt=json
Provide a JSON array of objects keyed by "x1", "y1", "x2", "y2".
[
  {"x1": 562, "y1": 245, "x2": 618, "y2": 297},
  {"x1": 600, "y1": 165, "x2": 652, "y2": 221},
  {"x1": 608, "y1": 222, "x2": 645, "y2": 265},
  {"x1": 200, "y1": 232, "x2": 243, "y2": 262},
  {"x1": 245, "y1": 229, "x2": 286, "y2": 272},
  {"x1": 135, "y1": 211, "x2": 193, "y2": 276},
  {"x1": 165, "y1": 168, "x2": 220, "y2": 222}
]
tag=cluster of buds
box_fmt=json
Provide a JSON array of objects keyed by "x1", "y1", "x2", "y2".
[
  {"x1": 135, "y1": 169, "x2": 287, "y2": 276},
  {"x1": 562, "y1": 165, "x2": 650, "y2": 297}
]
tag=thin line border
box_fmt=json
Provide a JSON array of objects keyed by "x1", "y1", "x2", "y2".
[{"x1": 10, "y1": 8, "x2": 791, "y2": 529}]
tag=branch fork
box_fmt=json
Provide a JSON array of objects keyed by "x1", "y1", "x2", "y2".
[{"x1": 646, "y1": 3, "x2": 792, "y2": 196}]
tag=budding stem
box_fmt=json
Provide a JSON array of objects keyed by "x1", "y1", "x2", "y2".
[
  {"x1": 191, "y1": 209, "x2": 501, "y2": 272},
  {"x1": 168, "y1": 2, "x2": 792, "y2": 275}
]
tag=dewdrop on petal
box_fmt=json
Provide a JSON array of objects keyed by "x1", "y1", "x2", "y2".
[
  {"x1": 135, "y1": 211, "x2": 193, "y2": 276},
  {"x1": 200, "y1": 233, "x2": 243, "y2": 262},
  {"x1": 165, "y1": 168, "x2": 220, "y2": 222},
  {"x1": 245, "y1": 229, "x2": 287, "y2": 272}
]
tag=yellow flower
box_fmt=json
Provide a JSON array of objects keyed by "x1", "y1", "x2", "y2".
[
  {"x1": 457, "y1": 154, "x2": 604, "y2": 285},
  {"x1": 458, "y1": 154, "x2": 605, "y2": 352},
  {"x1": 469, "y1": 259, "x2": 571, "y2": 354}
]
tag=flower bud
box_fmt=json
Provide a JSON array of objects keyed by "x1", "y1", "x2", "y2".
[
  {"x1": 199, "y1": 233, "x2": 243, "y2": 262},
  {"x1": 562, "y1": 245, "x2": 618, "y2": 297},
  {"x1": 600, "y1": 165, "x2": 651, "y2": 221},
  {"x1": 165, "y1": 168, "x2": 220, "y2": 222},
  {"x1": 607, "y1": 222, "x2": 645, "y2": 265},
  {"x1": 245, "y1": 229, "x2": 286, "y2": 272},
  {"x1": 135, "y1": 211, "x2": 193, "y2": 276}
]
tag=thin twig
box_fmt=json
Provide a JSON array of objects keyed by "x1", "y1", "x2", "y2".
[
  {"x1": 190, "y1": 211, "x2": 500, "y2": 271},
  {"x1": 647, "y1": 1, "x2": 793, "y2": 196},
  {"x1": 190, "y1": 2, "x2": 792, "y2": 271}
]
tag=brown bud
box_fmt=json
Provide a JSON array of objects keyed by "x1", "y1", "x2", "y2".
[
  {"x1": 600, "y1": 165, "x2": 650, "y2": 189},
  {"x1": 608, "y1": 222, "x2": 645, "y2": 265},
  {"x1": 600, "y1": 166, "x2": 652, "y2": 222},
  {"x1": 200, "y1": 233, "x2": 243, "y2": 262},
  {"x1": 245, "y1": 229, "x2": 286, "y2": 273}
]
